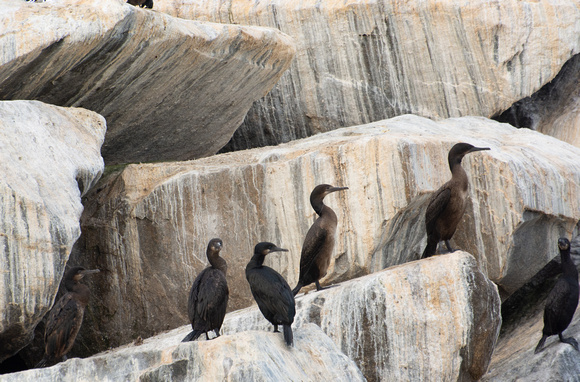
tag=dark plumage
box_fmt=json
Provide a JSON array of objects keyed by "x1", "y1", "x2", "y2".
[
  {"x1": 292, "y1": 184, "x2": 348, "y2": 296},
  {"x1": 182, "y1": 238, "x2": 229, "y2": 342},
  {"x1": 535, "y1": 238, "x2": 579, "y2": 353},
  {"x1": 127, "y1": 0, "x2": 153, "y2": 9},
  {"x1": 422, "y1": 143, "x2": 490, "y2": 258},
  {"x1": 246, "y1": 242, "x2": 295, "y2": 346},
  {"x1": 36, "y1": 266, "x2": 100, "y2": 368}
]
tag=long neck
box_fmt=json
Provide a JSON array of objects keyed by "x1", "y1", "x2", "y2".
[
  {"x1": 247, "y1": 253, "x2": 266, "y2": 269},
  {"x1": 450, "y1": 161, "x2": 469, "y2": 190},
  {"x1": 561, "y1": 248, "x2": 578, "y2": 280},
  {"x1": 72, "y1": 284, "x2": 91, "y2": 307},
  {"x1": 311, "y1": 196, "x2": 326, "y2": 216},
  {"x1": 208, "y1": 250, "x2": 227, "y2": 276}
]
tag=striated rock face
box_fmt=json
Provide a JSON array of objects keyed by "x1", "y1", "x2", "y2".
[
  {"x1": 0, "y1": 101, "x2": 105, "y2": 362},
  {"x1": 68, "y1": 115, "x2": 579, "y2": 356},
  {"x1": 0, "y1": 0, "x2": 295, "y2": 164},
  {"x1": 0, "y1": 324, "x2": 365, "y2": 382},
  {"x1": 155, "y1": 0, "x2": 580, "y2": 152},
  {"x1": 222, "y1": 251, "x2": 501, "y2": 381}
]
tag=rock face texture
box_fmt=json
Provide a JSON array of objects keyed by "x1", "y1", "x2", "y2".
[
  {"x1": 0, "y1": 101, "x2": 105, "y2": 362},
  {"x1": 223, "y1": 251, "x2": 501, "y2": 381},
  {"x1": 0, "y1": 324, "x2": 365, "y2": 382},
  {"x1": 155, "y1": 0, "x2": 580, "y2": 151},
  {"x1": 68, "y1": 115, "x2": 579, "y2": 356},
  {"x1": 0, "y1": 0, "x2": 295, "y2": 164}
]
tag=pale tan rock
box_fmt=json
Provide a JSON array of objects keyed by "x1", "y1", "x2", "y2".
[
  {"x1": 0, "y1": 101, "x2": 105, "y2": 362},
  {"x1": 0, "y1": 324, "x2": 365, "y2": 382},
  {"x1": 0, "y1": 0, "x2": 295, "y2": 164},
  {"x1": 70, "y1": 115, "x2": 580, "y2": 356},
  {"x1": 156, "y1": 0, "x2": 580, "y2": 151}
]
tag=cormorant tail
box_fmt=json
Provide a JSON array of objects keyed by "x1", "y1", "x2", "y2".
[
  {"x1": 35, "y1": 357, "x2": 48, "y2": 368},
  {"x1": 422, "y1": 241, "x2": 437, "y2": 259},
  {"x1": 283, "y1": 324, "x2": 293, "y2": 347},
  {"x1": 182, "y1": 330, "x2": 203, "y2": 342},
  {"x1": 292, "y1": 282, "x2": 302, "y2": 296},
  {"x1": 534, "y1": 334, "x2": 548, "y2": 354}
]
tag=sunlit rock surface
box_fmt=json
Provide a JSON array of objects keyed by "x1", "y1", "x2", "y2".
[
  {"x1": 0, "y1": 0, "x2": 295, "y2": 164},
  {"x1": 156, "y1": 0, "x2": 580, "y2": 151},
  {"x1": 0, "y1": 324, "x2": 364, "y2": 382},
  {"x1": 0, "y1": 101, "x2": 105, "y2": 362},
  {"x1": 67, "y1": 115, "x2": 578, "y2": 355}
]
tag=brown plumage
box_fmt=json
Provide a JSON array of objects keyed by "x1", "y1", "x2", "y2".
[
  {"x1": 182, "y1": 238, "x2": 229, "y2": 342},
  {"x1": 36, "y1": 266, "x2": 100, "y2": 368},
  {"x1": 535, "y1": 238, "x2": 579, "y2": 353},
  {"x1": 292, "y1": 184, "x2": 348, "y2": 296},
  {"x1": 422, "y1": 143, "x2": 489, "y2": 258}
]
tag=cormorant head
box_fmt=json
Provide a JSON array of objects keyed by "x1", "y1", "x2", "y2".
[
  {"x1": 558, "y1": 237, "x2": 570, "y2": 251},
  {"x1": 208, "y1": 238, "x2": 223, "y2": 253},
  {"x1": 310, "y1": 184, "x2": 349, "y2": 204},
  {"x1": 447, "y1": 143, "x2": 490, "y2": 170},
  {"x1": 254, "y1": 242, "x2": 289, "y2": 256},
  {"x1": 64, "y1": 266, "x2": 100, "y2": 290}
]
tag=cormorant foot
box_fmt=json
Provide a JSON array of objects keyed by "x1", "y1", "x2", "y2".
[
  {"x1": 315, "y1": 280, "x2": 339, "y2": 291},
  {"x1": 444, "y1": 240, "x2": 455, "y2": 253},
  {"x1": 559, "y1": 334, "x2": 579, "y2": 351}
]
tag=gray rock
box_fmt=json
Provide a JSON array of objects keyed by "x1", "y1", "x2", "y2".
[
  {"x1": 0, "y1": 101, "x2": 105, "y2": 362},
  {"x1": 0, "y1": 0, "x2": 295, "y2": 164}
]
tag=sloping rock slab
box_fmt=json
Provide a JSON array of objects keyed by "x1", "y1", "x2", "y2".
[
  {"x1": 0, "y1": 101, "x2": 105, "y2": 361},
  {"x1": 0, "y1": 0, "x2": 295, "y2": 164},
  {"x1": 71, "y1": 115, "x2": 580, "y2": 354},
  {"x1": 0, "y1": 324, "x2": 365, "y2": 382},
  {"x1": 156, "y1": 0, "x2": 580, "y2": 151},
  {"x1": 222, "y1": 251, "x2": 501, "y2": 381}
]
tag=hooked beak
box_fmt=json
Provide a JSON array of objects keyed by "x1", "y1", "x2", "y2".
[
  {"x1": 328, "y1": 186, "x2": 349, "y2": 193},
  {"x1": 80, "y1": 269, "x2": 100, "y2": 276},
  {"x1": 270, "y1": 247, "x2": 289, "y2": 254},
  {"x1": 467, "y1": 146, "x2": 490, "y2": 153}
]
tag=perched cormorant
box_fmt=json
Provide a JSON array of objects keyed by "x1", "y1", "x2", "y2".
[
  {"x1": 535, "y1": 238, "x2": 579, "y2": 353},
  {"x1": 292, "y1": 184, "x2": 348, "y2": 296},
  {"x1": 182, "y1": 238, "x2": 229, "y2": 342},
  {"x1": 421, "y1": 143, "x2": 490, "y2": 258},
  {"x1": 36, "y1": 266, "x2": 100, "y2": 368},
  {"x1": 246, "y1": 242, "x2": 295, "y2": 346}
]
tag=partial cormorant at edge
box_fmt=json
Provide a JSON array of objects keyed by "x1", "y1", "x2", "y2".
[
  {"x1": 535, "y1": 237, "x2": 579, "y2": 353},
  {"x1": 292, "y1": 184, "x2": 348, "y2": 296},
  {"x1": 182, "y1": 238, "x2": 229, "y2": 342},
  {"x1": 246, "y1": 242, "x2": 295, "y2": 346},
  {"x1": 36, "y1": 266, "x2": 100, "y2": 368},
  {"x1": 422, "y1": 143, "x2": 489, "y2": 258}
]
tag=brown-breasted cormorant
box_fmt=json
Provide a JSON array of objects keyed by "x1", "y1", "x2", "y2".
[
  {"x1": 535, "y1": 238, "x2": 579, "y2": 353},
  {"x1": 182, "y1": 238, "x2": 229, "y2": 342},
  {"x1": 246, "y1": 242, "x2": 295, "y2": 346},
  {"x1": 421, "y1": 143, "x2": 490, "y2": 258},
  {"x1": 292, "y1": 184, "x2": 348, "y2": 296},
  {"x1": 36, "y1": 266, "x2": 100, "y2": 368}
]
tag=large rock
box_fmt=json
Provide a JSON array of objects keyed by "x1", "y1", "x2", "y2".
[
  {"x1": 68, "y1": 115, "x2": 579, "y2": 357},
  {"x1": 0, "y1": 0, "x2": 295, "y2": 164},
  {"x1": 0, "y1": 101, "x2": 105, "y2": 362},
  {"x1": 223, "y1": 251, "x2": 501, "y2": 381},
  {"x1": 155, "y1": 0, "x2": 580, "y2": 151},
  {"x1": 0, "y1": 324, "x2": 365, "y2": 381}
]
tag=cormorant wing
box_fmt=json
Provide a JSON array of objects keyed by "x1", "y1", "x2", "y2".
[
  {"x1": 299, "y1": 223, "x2": 327, "y2": 278},
  {"x1": 544, "y1": 278, "x2": 579, "y2": 331},
  {"x1": 195, "y1": 269, "x2": 229, "y2": 323},
  {"x1": 248, "y1": 268, "x2": 295, "y2": 323},
  {"x1": 425, "y1": 186, "x2": 451, "y2": 235},
  {"x1": 44, "y1": 293, "x2": 83, "y2": 357}
]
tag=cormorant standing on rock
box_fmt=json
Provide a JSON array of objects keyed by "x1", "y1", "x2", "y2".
[
  {"x1": 36, "y1": 266, "x2": 100, "y2": 368},
  {"x1": 246, "y1": 242, "x2": 295, "y2": 347},
  {"x1": 292, "y1": 184, "x2": 348, "y2": 296},
  {"x1": 182, "y1": 238, "x2": 229, "y2": 342},
  {"x1": 535, "y1": 238, "x2": 579, "y2": 353},
  {"x1": 422, "y1": 143, "x2": 490, "y2": 258}
]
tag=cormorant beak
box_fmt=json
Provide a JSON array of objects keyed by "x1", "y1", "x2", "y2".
[
  {"x1": 80, "y1": 269, "x2": 100, "y2": 276},
  {"x1": 270, "y1": 247, "x2": 289, "y2": 254},
  {"x1": 467, "y1": 146, "x2": 490, "y2": 153},
  {"x1": 328, "y1": 186, "x2": 349, "y2": 193}
]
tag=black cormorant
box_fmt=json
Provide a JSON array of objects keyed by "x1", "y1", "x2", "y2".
[
  {"x1": 535, "y1": 238, "x2": 579, "y2": 353},
  {"x1": 182, "y1": 238, "x2": 229, "y2": 342},
  {"x1": 246, "y1": 242, "x2": 295, "y2": 346},
  {"x1": 36, "y1": 266, "x2": 100, "y2": 368},
  {"x1": 422, "y1": 143, "x2": 489, "y2": 258},
  {"x1": 292, "y1": 184, "x2": 348, "y2": 296}
]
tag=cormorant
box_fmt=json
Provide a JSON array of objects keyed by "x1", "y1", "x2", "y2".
[
  {"x1": 535, "y1": 237, "x2": 579, "y2": 353},
  {"x1": 421, "y1": 143, "x2": 490, "y2": 258},
  {"x1": 292, "y1": 184, "x2": 348, "y2": 296},
  {"x1": 246, "y1": 242, "x2": 295, "y2": 346},
  {"x1": 36, "y1": 266, "x2": 100, "y2": 368},
  {"x1": 127, "y1": 0, "x2": 153, "y2": 9},
  {"x1": 182, "y1": 238, "x2": 229, "y2": 342}
]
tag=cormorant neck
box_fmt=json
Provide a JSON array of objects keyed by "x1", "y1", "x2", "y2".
[
  {"x1": 561, "y1": 248, "x2": 578, "y2": 280},
  {"x1": 311, "y1": 198, "x2": 327, "y2": 216},
  {"x1": 72, "y1": 284, "x2": 91, "y2": 306},
  {"x1": 249, "y1": 253, "x2": 266, "y2": 268},
  {"x1": 208, "y1": 250, "x2": 227, "y2": 276}
]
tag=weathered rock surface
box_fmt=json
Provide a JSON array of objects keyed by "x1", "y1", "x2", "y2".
[
  {"x1": 156, "y1": 0, "x2": 580, "y2": 152},
  {"x1": 66, "y1": 115, "x2": 579, "y2": 357},
  {"x1": 0, "y1": 324, "x2": 365, "y2": 382},
  {"x1": 222, "y1": 251, "x2": 501, "y2": 381},
  {"x1": 494, "y1": 53, "x2": 580, "y2": 148},
  {"x1": 0, "y1": 101, "x2": 105, "y2": 362},
  {"x1": 0, "y1": 0, "x2": 295, "y2": 164}
]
